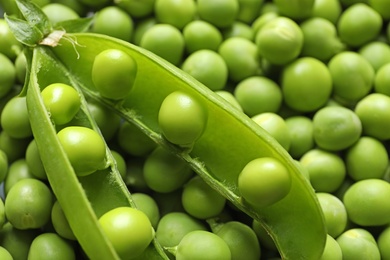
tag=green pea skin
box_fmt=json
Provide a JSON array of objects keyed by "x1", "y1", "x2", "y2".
[
  {"x1": 25, "y1": 139, "x2": 46, "y2": 180},
  {"x1": 343, "y1": 179, "x2": 390, "y2": 226},
  {"x1": 211, "y1": 221, "x2": 261, "y2": 260},
  {"x1": 197, "y1": 0, "x2": 239, "y2": 28},
  {"x1": 131, "y1": 17, "x2": 157, "y2": 46},
  {"x1": 158, "y1": 91, "x2": 208, "y2": 147},
  {"x1": 222, "y1": 21, "x2": 254, "y2": 41},
  {"x1": 354, "y1": 93, "x2": 390, "y2": 140},
  {"x1": 5, "y1": 178, "x2": 53, "y2": 230},
  {"x1": 251, "y1": 219, "x2": 277, "y2": 252},
  {"x1": 319, "y1": 234, "x2": 342, "y2": 260},
  {"x1": 92, "y1": 49, "x2": 137, "y2": 100},
  {"x1": 181, "y1": 175, "x2": 226, "y2": 219},
  {"x1": 155, "y1": 212, "x2": 208, "y2": 248},
  {"x1": 174, "y1": 230, "x2": 232, "y2": 260},
  {"x1": 374, "y1": 63, "x2": 390, "y2": 96},
  {"x1": 57, "y1": 126, "x2": 106, "y2": 176},
  {"x1": 110, "y1": 150, "x2": 126, "y2": 179},
  {"x1": 154, "y1": 0, "x2": 196, "y2": 30},
  {"x1": 132, "y1": 193, "x2": 160, "y2": 229},
  {"x1": 273, "y1": 0, "x2": 314, "y2": 20},
  {"x1": 1, "y1": 96, "x2": 32, "y2": 139},
  {"x1": 311, "y1": 0, "x2": 342, "y2": 24},
  {"x1": 285, "y1": 116, "x2": 314, "y2": 159},
  {"x1": 0, "y1": 130, "x2": 30, "y2": 163},
  {"x1": 236, "y1": 0, "x2": 264, "y2": 24},
  {"x1": 316, "y1": 193, "x2": 348, "y2": 238},
  {"x1": 312, "y1": 106, "x2": 362, "y2": 151},
  {"x1": 182, "y1": 20, "x2": 222, "y2": 54},
  {"x1": 41, "y1": 83, "x2": 81, "y2": 126},
  {"x1": 299, "y1": 149, "x2": 346, "y2": 193},
  {"x1": 358, "y1": 41, "x2": 390, "y2": 72},
  {"x1": 0, "y1": 198, "x2": 5, "y2": 229},
  {"x1": 181, "y1": 50, "x2": 228, "y2": 91},
  {"x1": 234, "y1": 76, "x2": 282, "y2": 117},
  {"x1": 218, "y1": 37, "x2": 262, "y2": 82},
  {"x1": 91, "y1": 6, "x2": 134, "y2": 42},
  {"x1": 4, "y1": 159, "x2": 34, "y2": 195},
  {"x1": 140, "y1": 24, "x2": 185, "y2": 66},
  {"x1": 143, "y1": 147, "x2": 193, "y2": 193},
  {"x1": 14, "y1": 52, "x2": 26, "y2": 84},
  {"x1": 336, "y1": 228, "x2": 381, "y2": 260},
  {"x1": 0, "y1": 53, "x2": 16, "y2": 99},
  {"x1": 28, "y1": 233, "x2": 76, "y2": 260},
  {"x1": 377, "y1": 225, "x2": 390, "y2": 259},
  {"x1": 238, "y1": 157, "x2": 291, "y2": 208},
  {"x1": 0, "y1": 246, "x2": 12, "y2": 260},
  {"x1": 41, "y1": 3, "x2": 79, "y2": 24},
  {"x1": 0, "y1": 19, "x2": 22, "y2": 60},
  {"x1": 345, "y1": 136, "x2": 388, "y2": 180},
  {"x1": 215, "y1": 90, "x2": 243, "y2": 112},
  {"x1": 369, "y1": 0, "x2": 390, "y2": 19},
  {"x1": 0, "y1": 149, "x2": 8, "y2": 183},
  {"x1": 98, "y1": 207, "x2": 154, "y2": 259},
  {"x1": 51, "y1": 200, "x2": 76, "y2": 241}
]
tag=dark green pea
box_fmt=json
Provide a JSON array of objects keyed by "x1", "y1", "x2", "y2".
[
  {"x1": 51, "y1": 0, "x2": 88, "y2": 16},
  {"x1": 132, "y1": 17, "x2": 157, "y2": 46},
  {"x1": 143, "y1": 147, "x2": 193, "y2": 193},
  {"x1": 5, "y1": 178, "x2": 53, "y2": 229},
  {"x1": 51, "y1": 200, "x2": 76, "y2": 241},
  {"x1": 14, "y1": 52, "x2": 26, "y2": 84},
  {"x1": 152, "y1": 189, "x2": 185, "y2": 216},
  {"x1": 0, "y1": 131, "x2": 30, "y2": 163},
  {"x1": 125, "y1": 159, "x2": 150, "y2": 192},
  {"x1": 154, "y1": 0, "x2": 196, "y2": 30},
  {"x1": 0, "y1": 198, "x2": 5, "y2": 229},
  {"x1": 222, "y1": 21, "x2": 254, "y2": 41},
  {"x1": 4, "y1": 159, "x2": 34, "y2": 195},
  {"x1": 0, "y1": 19, "x2": 22, "y2": 60},
  {"x1": 28, "y1": 233, "x2": 76, "y2": 260},
  {"x1": 25, "y1": 139, "x2": 47, "y2": 180}
]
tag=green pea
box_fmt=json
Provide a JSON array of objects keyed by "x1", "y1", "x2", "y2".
[
  {"x1": 41, "y1": 3, "x2": 79, "y2": 24},
  {"x1": 4, "y1": 159, "x2": 34, "y2": 195},
  {"x1": 28, "y1": 233, "x2": 76, "y2": 260},
  {"x1": 158, "y1": 91, "x2": 208, "y2": 147},
  {"x1": 92, "y1": 49, "x2": 137, "y2": 100},
  {"x1": 182, "y1": 20, "x2": 222, "y2": 54},
  {"x1": 222, "y1": 21, "x2": 254, "y2": 41},
  {"x1": 0, "y1": 198, "x2": 5, "y2": 229},
  {"x1": 211, "y1": 221, "x2": 261, "y2": 260},
  {"x1": 0, "y1": 19, "x2": 22, "y2": 60},
  {"x1": 236, "y1": 0, "x2": 264, "y2": 24},
  {"x1": 125, "y1": 159, "x2": 149, "y2": 192},
  {"x1": 234, "y1": 76, "x2": 282, "y2": 117},
  {"x1": 91, "y1": 6, "x2": 134, "y2": 42},
  {"x1": 285, "y1": 116, "x2": 314, "y2": 159},
  {"x1": 115, "y1": 0, "x2": 155, "y2": 18},
  {"x1": 300, "y1": 17, "x2": 345, "y2": 62},
  {"x1": 251, "y1": 219, "x2": 277, "y2": 252},
  {"x1": 14, "y1": 52, "x2": 26, "y2": 84},
  {"x1": 369, "y1": 0, "x2": 390, "y2": 19},
  {"x1": 343, "y1": 179, "x2": 390, "y2": 226},
  {"x1": 140, "y1": 24, "x2": 185, "y2": 66},
  {"x1": 131, "y1": 17, "x2": 157, "y2": 46},
  {"x1": 255, "y1": 17, "x2": 303, "y2": 65},
  {"x1": 86, "y1": 99, "x2": 121, "y2": 142},
  {"x1": 57, "y1": 126, "x2": 106, "y2": 176},
  {"x1": 311, "y1": 0, "x2": 342, "y2": 24},
  {"x1": 273, "y1": 0, "x2": 314, "y2": 20},
  {"x1": 0, "y1": 246, "x2": 12, "y2": 260},
  {"x1": 197, "y1": 0, "x2": 239, "y2": 28},
  {"x1": 354, "y1": 93, "x2": 390, "y2": 140},
  {"x1": 312, "y1": 106, "x2": 362, "y2": 151},
  {"x1": 218, "y1": 37, "x2": 261, "y2": 82},
  {"x1": 319, "y1": 234, "x2": 342, "y2": 260},
  {"x1": 345, "y1": 136, "x2": 388, "y2": 181},
  {"x1": 41, "y1": 83, "x2": 81, "y2": 125},
  {"x1": 328, "y1": 51, "x2": 374, "y2": 102},
  {"x1": 51, "y1": 200, "x2": 76, "y2": 241},
  {"x1": 132, "y1": 192, "x2": 160, "y2": 229},
  {"x1": 378, "y1": 225, "x2": 390, "y2": 259},
  {"x1": 0, "y1": 130, "x2": 30, "y2": 163},
  {"x1": 155, "y1": 212, "x2": 208, "y2": 248},
  {"x1": 5, "y1": 178, "x2": 53, "y2": 230},
  {"x1": 0, "y1": 222, "x2": 38, "y2": 260},
  {"x1": 98, "y1": 207, "x2": 154, "y2": 259},
  {"x1": 110, "y1": 150, "x2": 126, "y2": 179},
  {"x1": 238, "y1": 157, "x2": 291, "y2": 208},
  {"x1": 251, "y1": 12, "x2": 278, "y2": 37},
  {"x1": 154, "y1": 0, "x2": 196, "y2": 30},
  {"x1": 316, "y1": 193, "x2": 348, "y2": 238},
  {"x1": 358, "y1": 41, "x2": 390, "y2": 72},
  {"x1": 1, "y1": 96, "x2": 32, "y2": 139},
  {"x1": 215, "y1": 90, "x2": 243, "y2": 112},
  {"x1": 181, "y1": 50, "x2": 228, "y2": 91},
  {"x1": 374, "y1": 63, "x2": 390, "y2": 96},
  {"x1": 252, "y1": 113, "x2": 291, "y2": 151},
  {"x1": 182, "y1": 175, "x2": 226, "y2": 219},
  {"x1": 0, "y1": 53, "x2": 16, "y2": 99},
  {"x1": 25, "y1": 139, "x2": 46, "y2": 180},
  {"x1": 281, "y1": 57, "x2": 333, "y2": 112},
  {"x1": 299, "y1": 149, "x2": 346, "y2": 193},
  {"x1": 143, "y1": 147, "x2": 193, "y2": 193},
  {"x1": 337, "y1": 3, "x2": 382, "y2": 48},
  {"x1": 51, "y1": 0, "x2": 88, "y2": 16},
  {"x1": 336, "y1": 228, "x2": 381, "y2": 260}
]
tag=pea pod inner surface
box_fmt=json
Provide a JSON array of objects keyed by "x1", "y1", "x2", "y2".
[{"x1": 50, "y1": 33, "x2": 327, "y2": 260}]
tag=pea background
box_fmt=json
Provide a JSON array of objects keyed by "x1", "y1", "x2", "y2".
[{"x1": 0, "y1": 0, "x2": 390, "y2": 259}]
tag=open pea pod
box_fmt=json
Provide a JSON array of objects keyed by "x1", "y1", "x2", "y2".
[
  {"x1": 48, "y1": 33, "x2": 327, "y2": 259},
  {"x1": 26, "y1": 46, "x2": 169, "y2": 260}
]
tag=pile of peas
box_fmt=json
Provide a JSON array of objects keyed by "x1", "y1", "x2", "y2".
[{"x1": 1, "y1": 0, "x2": 390, "y2": 259}]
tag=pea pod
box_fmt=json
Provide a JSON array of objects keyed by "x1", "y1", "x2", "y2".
[{"x1": 50, "y1": 33, "x2": 326, "y2": 259}]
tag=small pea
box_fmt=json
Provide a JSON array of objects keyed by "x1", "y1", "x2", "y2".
[
  {"x1": 374, "y1": 63, "x2": 390, "y2": 96},
  {"x1": 0, "y1": 53, "x2": 16, "y2": 99},
  {"x1": 238, "y1": 157, "x2": 291, "y2": 208},
  {"x1": 5, "y1": 178, "x2": 53, "y2": 230},
  {"x1": 183, "y1": 20, "x2": 223, "y2": 54},
  {"x1": 0, "y1": 246, "x2": 12, "y2": 260},
  {"x1": 378, "y1": 225, "x2": 390, "y2": 259},
  {"x1": 98, "y1": 207, "x2": 154, "y2": 259},
  {"x1": 115, "y1": 0, "x2": 155, "y2": 18},
  {"x1": 0, "y1": 131, "x2": 30, "y2": 163},
  {"x1": 92, "y1": 49, "x2": 137, "y2": 100},
  {"x1": 1, "y1": 96, "x2": 32, "y2": 139},
  {"x1": 110, "y1": 150, "x2": 127, "y2": 179},
  {"x1": 4, "y1": 159, "x2": 34, "y2": 195},
  {"x1": 25, "y1": 139, "x2": 46, "y2": 180},
  {"x1": 154, "y1": 0, "x2": 196, "y2": 30},
  {"x1": 158, "y1": 91, "x2": 208, "y2": 147},
  {"x1": 132, "y1": 192, "x2": 160, "y2": 229},
  {"x1": 273, "y1": 0, "x2": 314, "y2": 20},
  {"x1": 311, "y1": 0, "x2": 342, "y2": 24},
  {"x1": 41, "y1": 3, "x2": 79, "y2": 24},
  {"x1": 358, "y1": 41, "x2": 390, "y2": 72},
  {"x1": 0, "y1": 19, "x2": 22, "y2": 60},
  {"x1": 336, "y1": 228, "x2": 381, "y2": 259},
  {"x1": 51, "y1": 200, "x2": 76, "y2": 241},
  {"x1": 57, "y1": 126, "x2": 106, "y2": 176},
  {"x1": 319, "y1": 234, "x2": 342, "y2": 260},
  {"x1": 27, "y1": 233, "x2": 76, "y2": 260},
  {"x1": 285, "y1": 116, "x2": 314, "y2": 159},
  {"x1": 197, "y1": 0, "x2": 239, "y2": 28}
]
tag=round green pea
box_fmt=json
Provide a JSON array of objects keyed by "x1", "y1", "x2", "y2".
[
  {"x1": 158, "y1": 91, "x2": 208, "y2": 147},
  {"x1": 132, "y1": 192, "x2": 160, "y2": 229},
  {"x1": 285, "y1": 116, "x2": 314, "y2": 159},
  {"x1": 41, "y1": 83, "x2": 81, "y2": 125},
  {"x1": 238, "y1": 157, "x2": 291, "y2": 208},
  {"x1": 0, "y1": 53, "x2": 15, "y2": 99},
  {"x1": 92, "y1": 49, "x2": 137, "y2": 100},
  {"x1": 319, "y1": 234, "x2": 342, "y2": 260},
  {"x1": 57, "y1": 126, "x2": 106, "y2": 176},
  {"x1": 51, "y1": 200, "x2": 76, "y2": 240},
  {"x1": 25, "y1": 139, "x2": 46, "y2": 180},
  {"x1": 28, "y1": 233, "x2": 76, "y2": 260},
  {"x1": 374, "y1": 63, "x2": 390, "y2": 96},
  {"x1": 5, "y1": 178, "x2": 53, "y2": 230},
  {"x1": 182, "y1": 20, "x2": 222, "y2": 54},
  {"x1": 98, "y1": 207, "x2": 154, "y2": 259},
  {"x1": 273, "y1": 0, "x2": 314, "y2": 20},
  {"x1": 197, "y1": 0, "x2": 239, "y2": 28},
  {"x1": 1, "y1": 96, "x2": 32, "y2": 139},
  {"x1": 42, "y1": 3, "x2": 79, "y2": 24},
  {"x1": 154, "y1": 0, "x2": 196, "y2": 30},
  {"x1": 0, "y1": 131, "x2": 30, "y2": 163},
  {"x1": 111, "y1": 150, "x2": 126, "y2": 179},
  {"x1": 0, "y1": 246, "x2": 12, "y2": 260},
  {"x1": 378, "y1": 225, "x2": 390, "y2": 259}
]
